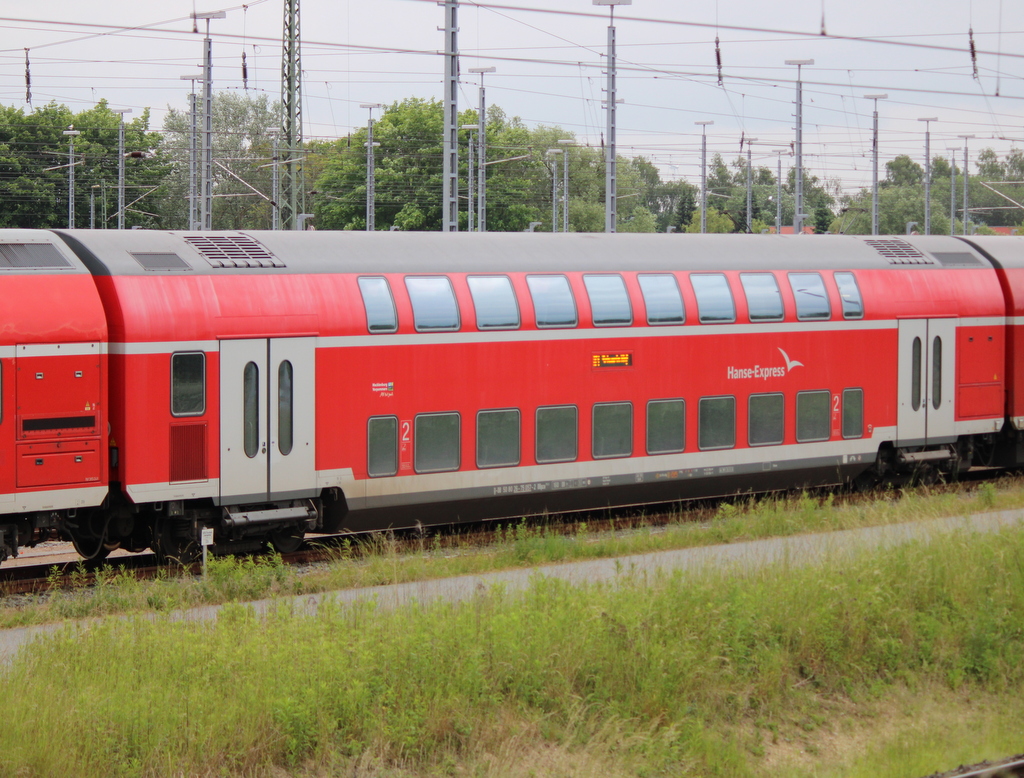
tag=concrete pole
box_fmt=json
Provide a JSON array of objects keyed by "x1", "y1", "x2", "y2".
[
  {"x1": 745, "y1": 137, "x2": 758, "y2": 233},
  {"x1": 361, "y1": 104, "x2": 382, "y2": 232},
  {"x1": 775, "y1": 150, "x2": 784, "y2": 234},
  {"x1": 461, "y1": 125, "x2": 478, "y2": 230},
  {"x1": 559, "y1": 138, "x2": 573, "y2": 232},
  {"x1": 547, "y1": 149, "x2": 563, "y2": 231},
  {"x1": 695, "y1": 121, "x2": 712, "y2": 233},
  {"x1": 180, "y1": 75, "x2": 202, "y2": 230},
  {"x1": 787, "y1": 60, "x2": 814, "y2": 234},
  {"x1": 948, "y1": 148, "x2": 958, "y2": 236},
  {"x1": 959, "y1": 135, "x2": 974, "y2": 236},
  {"x1": 918, "y1": 117, "x2": 937, "y2": 234},
  {"x1": 193, "y1": 12, "x2": 225, "y2": 231},
  {"x1": 469, "y1": 66, "x2": 495, "y2": 232},
  {"x1": 63, "y1": 129, "x2": 80, "y2": 229},
  {"x1": 864, "y1": 94, "x2": 887, "y2": 236}
]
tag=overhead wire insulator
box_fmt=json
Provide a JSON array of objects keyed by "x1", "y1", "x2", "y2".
[
  {"x1": 715, "y1": 36, "x2": 723, "y2": 86},
  {"x1": 242, "y1": 51, "x2": 248, "y2": 91},
  {"x1": 969, "y1": 27, "x2": 978, "y2": 79},
  {"x1": 24, "y1": 49, "x2": 30, "y2": 106}
]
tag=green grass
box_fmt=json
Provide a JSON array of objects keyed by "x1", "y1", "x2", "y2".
[
  {"x1": 2, "y1": 525, "x2": 1024, "y2": 776},
  {"x1": 1, "y1": 477, "x2": 1023, "y2": 630}
]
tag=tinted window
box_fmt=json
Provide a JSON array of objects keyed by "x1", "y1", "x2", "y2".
[
  {"x1": 367, "y1": 416, "x2": 398, "y2": 477},
  {"x1": 477, "y1": 409, "x2": 520, "y2": 468},
  {"x1": 796, "y1": 391, "x2": 830, "y2": 442},
  {"x1": 842, "y1": 389, "x2": 864, "y2": 439},
  {"x1": 243, "y1": 361, "x2": 259, "y2": 459},
  {"x1": 536, "y1": 405, "x2": 577, "y2": 463},
  {"x1": 278, "y1": 360, "x2": 293, "y2": 456},
  {"x1": 647, "y1": 399, "x2": 685, "y2": 454},
  {"x1": 699, "y1": 396, "x2": 735, "y2": 450},
  {"x1": 691, "y1": 274, "x2": 735, "y2": 323},
  {"x1": 527, "y1": 275, "x2": 577, "y2": 328},
  {"x1": 592, "y1": 403, "x2": 632, "y2": 459},
  {"x1": 357, "y1": 276, "x2": 398, "y2": 333},
  {"x1": 584, "y1": 275, "x2": 632, "y2": 327},
  {"x1": 932, "y1": 336, "x2": 942, "y2": 410},
  {"x1": 406, "y1": 277, "x2": 460, "y2": 332},
  {"x1": 748, "y1": 393, "x2": 784, "y2": 446},
  {"x1": 740, "y1": 273, "x2": 784, "y2": 322},
  {"x1": 171, "y1": 352, "x2": 205, "y2": 416},
  {"x1": 911, "y1": 336, "x2": 922, "y2": 411},
  {"x1": 414, "y1": 413, "x2": 460, "y2": 473},
  {"x1": 467, "y1": 276, "x2": 520, "y2": 330},
  {"x1": 834, "y1": 272, "x2": 863, "y2": 319},
  {"x1": 789, "y1": 273, "x2": 831, "y2": 321},
  {"x1": 638, "y1": 274, "x2": 685, "y2": 325}
]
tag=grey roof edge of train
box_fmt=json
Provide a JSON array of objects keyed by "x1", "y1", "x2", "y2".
[{"x1": 39, "y1": 229, "x2": 1002, "y2": 276}]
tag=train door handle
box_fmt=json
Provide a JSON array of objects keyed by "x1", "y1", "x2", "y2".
[{"x1": 261, "y1": 446, "x2": 267, "y2": 454}]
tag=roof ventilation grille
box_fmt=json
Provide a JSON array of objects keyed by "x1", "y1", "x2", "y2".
[
  {"x1": 0, "y1": 243, "x2": 72, "y2": 269},
  {"x1": 864, "y1": 238, "x2": 934, "y2": 265},
  {"x1": 183, "y1": 235, "x2": 284, "y2": 269}
]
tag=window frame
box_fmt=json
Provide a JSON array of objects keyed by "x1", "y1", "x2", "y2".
[
  {"x1": 356, "y1": 276, "x2": 399, "y2": 334},
  {"x1": 476, "y1": 408, "x2": 521, "y2": 469},
  {"x1": 646, "y1": 398, "x2": 685, "y2": 455},
  {"x1": 842, "y1": 388, "x2": 864, "y2": 440},
  {"x1": 405, "y1": 276, "x2": 461, "y2": 333},
  {"x1": 748, "y1": 392, "x2": 785, "y2": 447},
  {"x1": 526, "y1": 275, "x2": 578, "y2": 329},
  {"x1": 583, "y1": 274, "x2": 633, "y2": 327},
  {"x1": 698, "y1": 395, "x2": 736, "y2": 451},
  {"x1": 795, "y1": 390, "x2": 832, "y2": 443},
  {"x1": 170, "y1": 351, "x2": 206, "y2": 417},
  {"x1": 413, "y1": 412, "x2": 462, "y2": 474},
  {"x1": 788, "y1": 272, "x2": 832, "y2": 321},
  {"x1": 740, "y1": 273, "x2": 785, "y2": 323},
  {"x1": 467, "y1": 275, "x2": 521, "y2": 331},
  {"x1": 535, "y1": 404, "x2": 578, "y2": 463},
  {"x1": 367, "y1": 415, "x2": 399, "y2": 478},
  {"x1": 690, "y1": 273, "x2": 736, "y2": 324},
  {"x1": 638, "y1": 273, "x2": 685, "y2": 325},
  {"x1": 592, "y1": 402, "x2": 633, "y2": 460},
  {"x1": 833, "y1": 272, "x2": 864, "y2": 320}
]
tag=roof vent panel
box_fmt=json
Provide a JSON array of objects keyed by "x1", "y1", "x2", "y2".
[{"x1": 183, "y1": 235, "x2": 284, "y2": 269}]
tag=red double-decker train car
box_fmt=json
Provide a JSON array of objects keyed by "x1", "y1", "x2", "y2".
[{"x1": 0, "y1": 229, "x2": 1018, "y2": 562}]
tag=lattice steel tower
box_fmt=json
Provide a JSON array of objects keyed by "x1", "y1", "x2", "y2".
[{"x1": 281, "y1": 0, "x2": 303, "y2": 230}]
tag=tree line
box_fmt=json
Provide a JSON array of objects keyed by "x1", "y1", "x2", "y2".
[{"x1": 0, "y1": 94, "x2": 1021, "y2": 234}]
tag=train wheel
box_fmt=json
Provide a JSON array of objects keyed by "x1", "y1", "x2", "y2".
[
  {"x1": 269, "y1": 527, "x2": 305, "y2": 554},
  {"x1": 70, "y1": 534, "x2": 113, "y2": 561},
  {"x1": 154, "y1": 520, "x2": 200, "y2": 566}
]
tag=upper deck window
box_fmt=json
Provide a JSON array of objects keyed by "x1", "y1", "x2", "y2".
[
  {"x1": 638, "y1": 274, "x2": 685, "y2": 325},
  {"x1": 357, "y1": 277, "x2": 398, "y2": 333},
  {"x1": 584, "y1": 275, "x2": 632, "y2": 327},
  {"x1": 740, "y1": 273, "x2": 784, "y2": 322},
  {"x1": 789, "y1": 273, "x2": 831, "y2": 321},
  {"x1": 691, "y1": 274, "x2": 736, "y2": 324},
  {"x1": 406, "y1": 276, "x2": 460, "y2": 332},
  {"x1": 834, "y1": 272, "x2": 864, "y2": 319},
  {"x1": 467, "y1": 276, "x2": 520, "y2": 330},
  {"x1": 527, "y1": 275, "x2": 577, "y2": 328}
]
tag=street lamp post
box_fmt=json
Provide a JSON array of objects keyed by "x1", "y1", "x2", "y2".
[
  {"x1": 361, "y1": 103, "x2": 383, "y2": 232},
  {"x1": 546, "y1": 149, "x2": 564, "y2": 231},
  {"x1": 864, "y1": 93, "x2": 887, "y2": 235},
  {"x1": 468, "y1": 66, "x2": 495, "y2": 231},
  {"x1": 786, "y1": 59, "x2": 813, "y2": 234},
  {"x1": 114, "y1": 108, "x2": 131, "y2": 230},
  {"x1": 695, "y1": 120, "x2": 713, "y2": 233},
  {"x1": 958, "y1": 134, "x2": 975, "y2": 236},
  {"x1": 594, "y1": 0, "x2": 632, "y2": 233},
  {"x1": 918, "y1": 117, "x2": 938, "y2": 234},
  {"x1": 62, "y1": 129, "x2": 81, "y2": 229}
]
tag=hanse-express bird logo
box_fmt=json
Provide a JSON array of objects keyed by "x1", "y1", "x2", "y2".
[{"x1": 778, "y1": 348, "x2": 804, "y2": 372}]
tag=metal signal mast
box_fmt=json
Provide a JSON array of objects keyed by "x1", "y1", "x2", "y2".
[{"x1": 281, "y1": 0, "x2": 303, "y2": 230}]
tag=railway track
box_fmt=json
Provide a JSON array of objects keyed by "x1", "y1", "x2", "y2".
[{"x1": 926, "y1": 755, "x2": 1024, "y2": 778}]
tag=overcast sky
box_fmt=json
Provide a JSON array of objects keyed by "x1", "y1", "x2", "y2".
[{"x1": 0, "y1": 0, "x2": 1021, "y2": 193}]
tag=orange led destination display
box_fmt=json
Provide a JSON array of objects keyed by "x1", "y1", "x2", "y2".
[{"x1": 592, "y1": 352, "x2": 633, "y2": 368}]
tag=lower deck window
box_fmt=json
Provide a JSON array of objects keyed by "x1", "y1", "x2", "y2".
[
  {"x1": 592, "y1": 402, "x2": 632, "y2": 459},
  {"x1": 171, "y1": 352, "x2": 205, "y2": 416},
  {"x1": 748, "y1": 393, "x2": 784, "y2": 446},
  {"x1": 367, "y1": 416, "x2": 398, "y2": 477},
  {"x1": 646, "y1": 399, "x2": 684, "y2": 454},
  {"x1": 843, "y1": 389, "x2": 864, "y2": 439},
  {"x1": 796, "y1": 391, "x2": 831, "y2": 442},
  {"x1": 415, "y1": 413, "x2": 460, "y2": 473},
  {"x1": 699, "y1": 396, "x2": 735, "y2": 450},
  {"x1": 477, "y1": 409, "x2": 520, "y2": 468},
  {"x1": 536, "y1": 405, "x2": 577, "y2": 463}
]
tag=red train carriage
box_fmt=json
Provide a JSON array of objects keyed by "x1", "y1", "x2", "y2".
[
  {"x1": 0, "y1": 231, "x2": 108, "y2": 561},
  {"x1": 47, "y1": 230, "x2": 1007, "y2": 561}
]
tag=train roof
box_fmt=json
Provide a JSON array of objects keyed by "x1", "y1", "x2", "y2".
[
  {"x1": 0, "y1": 229, "x2": 93, "y2": 274},
  {"x1": 52, "y1": 230, "x2": 997, "y2": 276}
]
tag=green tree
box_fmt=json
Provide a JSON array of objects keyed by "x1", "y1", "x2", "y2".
[{"x1": 684, "y1": 206, "x2": 734, "y2": 233}]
